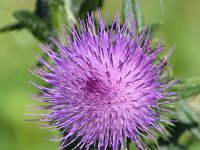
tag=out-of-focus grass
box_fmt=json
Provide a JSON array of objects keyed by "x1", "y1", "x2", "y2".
[{"x1": 0, "y1": 0, "x2": 200, "y2": 149}]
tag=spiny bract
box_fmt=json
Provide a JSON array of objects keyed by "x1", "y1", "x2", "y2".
[{"x1": 32, "y1": 12, "x2": 176, "y2": 150}]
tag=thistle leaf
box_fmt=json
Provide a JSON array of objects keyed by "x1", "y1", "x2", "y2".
[
  {"x1": 122, "y1": 0, "x2": 144, "y2": 32},
  {"x1": 65, "y1": 0, "x2": 103, "y2": 19},
  {"x1": 49, "y1": 0, "x2": 69, "y2": 29},
  {"x1": 35, "y1": 0, "x2": 51, "y2": 21},
  {"x1": 174, "y1": 77, "x2": 200, "y2": 99},
  {"x1": 0, "y1": 23, "x2": 23, "y2": 32},
  {"x1": 176, "y1": 100, "x2": 199, "y2": 124},
  {"x1": 128, "y1": 141, "x2": 137, "y2": 149},
  {"x1": 13, "y1": 10, "x2": 48, "y2": 41},
  {"x1": 190, "y1": 126, "x2": 200, "y2": 139}
]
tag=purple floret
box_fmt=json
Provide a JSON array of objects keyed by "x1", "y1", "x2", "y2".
[{"x1": 32, "y1": 11, "x2": 176, "y2": 150}]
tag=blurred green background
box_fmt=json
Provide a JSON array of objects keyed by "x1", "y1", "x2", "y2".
[{"x1": 0, "y1": 0, "x2": 200, "y2": 149}]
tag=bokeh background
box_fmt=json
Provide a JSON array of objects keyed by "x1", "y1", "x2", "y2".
[{"x1": 0, "y1": 0, "x2": 200, "y2": 149}]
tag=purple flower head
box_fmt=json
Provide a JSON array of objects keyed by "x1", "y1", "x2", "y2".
[{"x1": 32, "y1": 12, "x2": 176, "y2": 150}]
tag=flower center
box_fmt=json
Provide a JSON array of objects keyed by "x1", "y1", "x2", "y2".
[{"x1": 81, "y1": 77, "x2": 128, "y2": 110}]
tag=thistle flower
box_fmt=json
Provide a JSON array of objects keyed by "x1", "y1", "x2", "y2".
[{"x1": 32, "y1": 12, "x2": 176, "y2": 150}]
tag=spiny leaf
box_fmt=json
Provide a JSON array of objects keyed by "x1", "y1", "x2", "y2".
[
  {"x1": 128, "y1": 141, "x2": 138, "y2": 150},
  {"x1": 13, "y1": 10, "x2": 48, "y2": 41},
  {"x1": 122, "y1": 0, "x2": 144, "y2": 32},
  {"x1": 180, "y1": 87, "x2": 200, "y2": 99},
  {"x1": 35, "y1": 0, "x2": 51, "y2": 21},
  {"x1": 49, "y1": 0, "x2": 68, "y2": 29},
  {"x1": 190, "y1": 126, "x2": 200, "y2": 139},
  {"x1": 66, "y1": 0, "x2": 103, "y2": 19},
  {"x1": 173, "y1": 77, "x2": 200, "y2": 99},
  {"x1": 176, "y1": 100, "x2": 199, "y2": 124},
  {"x1": 0, "y1": 23, "x2": 23, "y2": 32}
]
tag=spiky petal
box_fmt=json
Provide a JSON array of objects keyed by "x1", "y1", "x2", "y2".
[{"x1": 32, "y1": 12, "x2": 176, "y2": 150}]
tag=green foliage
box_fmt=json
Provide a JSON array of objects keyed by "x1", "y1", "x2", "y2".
[
  {"x1": 156, "y1": 77, "x2": 200, "y2": 149},
  {"x1": 177, "y1": 100, "x2": 199, "y2": 124},
  {"x1": 128, "y1": 141, "x2": 138, "y2": 150},
  {"x1": 0, "y1": 23, "x2": 23, "y2": 32},
  {"x1": 66, "y1": 0, "x2": 103, "y2": 19},
  {"x1": 122, "y1": 0, "x2": 163, "y2": 38},
  {"x1": 174, "y1": 78, "x2": 200, "y2": 99},
  {"x1": 35, "y1": 0, "x2": 51, "y2": 21},
  {"x1": 0, "y1": 0, "x2": 52, "y2": 41},
  {"x1": 13, "y1": 10, "x2": 49, "y2": 41},
  {"x1": 122, "y1": 0, "x2": 144, "y2": 33},
  {"x1": 49, "y1": 0, "x2": 68, "y2": 29}
]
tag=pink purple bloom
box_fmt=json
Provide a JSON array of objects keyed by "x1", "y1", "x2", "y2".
[{"x1": 32, "y1": 12, "x2": 176, "y2": 150}]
